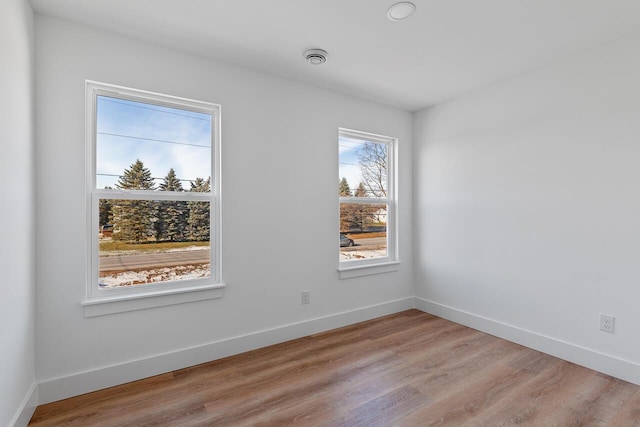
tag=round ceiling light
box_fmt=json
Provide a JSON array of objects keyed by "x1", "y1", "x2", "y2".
[
  {"x1": 304, "y1": 49, "x2": 328, "y2": 65},
  {"x1": 387, "y1": 2, "x2": 416, "y2": 21}
]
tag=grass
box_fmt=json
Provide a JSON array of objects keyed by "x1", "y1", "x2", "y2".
[{"x1": 99, "y1": 240, "x2": 209, "y2": 253}]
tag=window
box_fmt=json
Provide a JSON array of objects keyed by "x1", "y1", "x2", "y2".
[
  {"x1": 338, "y1": 128, "x2": 397, "y2": 275},
  {"x1": 83, "y1": 81, "x2": 223, "y2": 315}
]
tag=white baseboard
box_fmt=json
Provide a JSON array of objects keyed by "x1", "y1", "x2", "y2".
[
  {"x1": 415, "y1": 297, "x2": 640, "y2": 386},
  {"x1": 38, "y1": 297, "x2": 414, "y2": 404},
  {"x1": 10, "y1": 381, "x2": 37, "y2": 427}
]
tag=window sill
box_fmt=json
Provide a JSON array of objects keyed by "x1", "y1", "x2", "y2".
[
  {"x1": 81, "y1": 283, "x2": 225, "y2": 317},
  {"x1": 338, "y1": 261, "x2": 400, "y2": 279}
]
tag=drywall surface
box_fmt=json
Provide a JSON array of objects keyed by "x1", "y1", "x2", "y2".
[
  {"x1": 414, "y1": 32, "x2": 640, "y2": 381},
  {"x1": 34, "y1": 15, "x2": 413, "y2": 401},
  {"x1": 1, "y1": 0, "x2": 37, "y2": 425}
]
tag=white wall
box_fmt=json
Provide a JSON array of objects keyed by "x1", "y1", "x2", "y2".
[
  {"x1": 34, "y1": 15, "x2": 413, "y2": 402},
  {"x1": 414, "y1": 33, "x2": 640, "y2": 384},
  {"x1": 1, "y1": 0, "x2": 37, "y2": 425}
]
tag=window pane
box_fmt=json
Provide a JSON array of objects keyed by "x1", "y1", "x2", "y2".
[
  {"x1": 339, "y1": 136, "x2": 388, "y2": 199},
  {"x1": 98, "y1": 199, "x2": 211, "y2": 288},
  {"x1": 339, "y1": 202, "x2": 387, "y2": 260},
  {"x1": 96, "y1": 95, "x2": 212, "y2": 191}
]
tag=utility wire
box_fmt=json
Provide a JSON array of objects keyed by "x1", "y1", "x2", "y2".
[
  {"x1": 97, "y1": 131, "x2": 210, "y2": 148},
  {"x1": 99, "y1": 97, "x2": 211, "y2": 121}
]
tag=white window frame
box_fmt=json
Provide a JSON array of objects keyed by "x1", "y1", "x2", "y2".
[
  {"x1": 338, "y1": 128, "x2": 399, "y2": 278},
  {"x1": 82, "y1": 81, "x2": 224, "y2": 316}
]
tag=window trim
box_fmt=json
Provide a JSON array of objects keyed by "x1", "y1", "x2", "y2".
[
  {"x1": 83, "y1": 81, "x2": 223, "y2": 315},
  {"x1": 338, "y1": 128, "x2": 398, "y2": 276}
]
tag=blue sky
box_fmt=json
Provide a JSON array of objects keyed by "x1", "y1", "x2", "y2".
[
  {"x1": 338, "y1": 135, "x2": 365, "y2": 194},
  {"x1": 96, "y1": 96, "x2": 212, "y2": 190}
]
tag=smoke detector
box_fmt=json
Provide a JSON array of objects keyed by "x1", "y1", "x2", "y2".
[
  {"x1": 387, "y1": 2, "x2": 416, "y2": 21},
  {"x1": 304, "y1": 49, "x2": 328, "y2": 65}
]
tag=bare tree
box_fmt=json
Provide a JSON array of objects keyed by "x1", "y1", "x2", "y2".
[
  {"x1": 357, "y1": 142, "x2": 387, "y2": 198},
  {"x1": 349, "y1": 183, "x2": 378, "y2": 232}
]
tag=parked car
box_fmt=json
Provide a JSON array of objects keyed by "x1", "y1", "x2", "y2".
[
  {"x1": 100, "y1": 224, "x2": 114, "y2": 236},
  {"x1": 340, "y1": 234, "x2": 354, "y2": 247}
]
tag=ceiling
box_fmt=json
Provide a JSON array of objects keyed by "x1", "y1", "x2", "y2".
[{"x1": 29, "y1": 0, "x2": 640, "y2": 112}]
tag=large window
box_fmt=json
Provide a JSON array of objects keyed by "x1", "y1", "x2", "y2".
[
  {"x1": 339, "y1": 128, "x2": 397, "y2": 271},
  {"x1": 84, "y1": 81, "x2": 222, "y2": 312}
]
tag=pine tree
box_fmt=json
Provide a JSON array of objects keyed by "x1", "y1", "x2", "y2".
[
  {"x1": 115, "y1": 159, "x2": 155, "y2": 190},
  {"x1": 111, "y1": 160, "x2": 156, "y2": 243},
  {"x1": 354, "y1": 182, "x2": 367, "y2": 198},
  {"x1": 159, "y1": 168, "x2": 183, "y2": 191},
  {"x1": 156, "y1": 168, "x2": 187, "y2": 241},
  {"x1": 188, "y1": 177, "x2": 211, "y2": 242},
  {"x1": 339, "y1": 177, "x2": 352, "y2": 197},
  {"x1": 99, "y1": 186, "x2": 113, "y2": 227},
  {"x1": 339, "y1": 177, "x2": 354, "y2": 232}
]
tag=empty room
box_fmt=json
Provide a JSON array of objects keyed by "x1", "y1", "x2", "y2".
[{"x1": 3, "y1": 0, "x2": 640, "y2": 425}]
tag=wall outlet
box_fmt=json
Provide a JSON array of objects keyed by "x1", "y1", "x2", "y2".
[
  {"x1": 301, "y1": 290, "x2": 310, "y2": 305},
  {"x1": 600, "y1": 314, "x2": 615, "y2": 333}
]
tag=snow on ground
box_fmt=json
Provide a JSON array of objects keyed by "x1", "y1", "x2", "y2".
[
  {"x1": 165, "y1": 246, "x2": 209, "y2": 253},
  {"x1": 99, "y1": 247, "x2": 382, "y2": 287},
  {"x1": 99, "y1": 264, "x2": 210, "y2": 288},
  {"x1": 340, "y1": 249, "x2": 387, "y2": 260}
]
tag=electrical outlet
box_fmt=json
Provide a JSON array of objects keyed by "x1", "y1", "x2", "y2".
[
  {"x1": 301, "y1": 290, "x2": 310, "y2": 305},
  {"x1": 600, "y1": 314, "x2": 615, "y2": 333}
]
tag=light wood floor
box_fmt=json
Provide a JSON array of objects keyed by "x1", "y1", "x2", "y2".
[{"x1": 30, "y1": 310, "x2": 640, "y2": 426}]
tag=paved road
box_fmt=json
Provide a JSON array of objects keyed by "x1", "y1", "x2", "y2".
[
  {"x1": 341, "y1": 237, "x2": 386, "y2": 251},
  {"x1": 100, "y1": 237, "x2": 386, "y2": 272},
  {"x1": 100, "y1": 249, "x2": 210, "y2": 272},
  {"x1": 354, "y1": 237, "x2": 386, "y2": 246}
]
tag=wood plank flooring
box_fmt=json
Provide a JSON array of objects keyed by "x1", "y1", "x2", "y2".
[{"x1": 29, "y1": 310, "x2": 640, "y2": 426}]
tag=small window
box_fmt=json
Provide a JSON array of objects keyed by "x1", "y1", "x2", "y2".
[
  {"x1": 338, "y1": 128, "x2": 397, "y2": 271},
  {"x1": 85, "y1": 81, "x2": 222, "y2": 307}
]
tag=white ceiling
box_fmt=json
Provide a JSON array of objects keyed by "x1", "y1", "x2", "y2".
[{"x1": 29, "y1": 0, "x2": 640, "y2": 111}]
